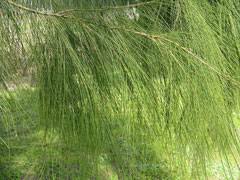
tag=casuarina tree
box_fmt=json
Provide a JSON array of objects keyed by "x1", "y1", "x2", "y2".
[{"x1": 0, "y1": 0, "x2": 240, "y2": 179}]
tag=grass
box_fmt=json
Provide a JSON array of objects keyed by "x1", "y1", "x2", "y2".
[
  {"x1": 0, "y1": 87, "x2": 239, "y2": 179},
  {"x1": 0, "y1": 87, "x2": 171, "y2": 179}
]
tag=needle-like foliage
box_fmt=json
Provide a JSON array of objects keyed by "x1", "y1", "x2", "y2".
[{"x1": 0, "y1": 0, "x2": 240, "y2": 179}]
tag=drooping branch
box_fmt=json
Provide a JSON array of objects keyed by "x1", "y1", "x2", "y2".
[
  {"x1": 4, "y1": 0, "x2": 240, "y2": 87},
  {"x1": 5, "y1": 0, "x2": 157, "y2": 17},
  {"x1": 108, "y1": 27, "x2": 240, "y2": 87},
  {"x1": 5, "y1": 0, "x2": 67, "y2": 17},
  {"x1": 57, "y1": 1, "x2": 158, "y2": 15}
]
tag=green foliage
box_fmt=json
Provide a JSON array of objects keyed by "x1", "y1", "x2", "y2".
[{"x1": 0, "y1": 0, "x2": 240, "y2": 179}]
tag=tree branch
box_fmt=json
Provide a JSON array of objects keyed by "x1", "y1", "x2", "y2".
[
  {"x1": 5, "y1": 0, "x2": 157, "y2": 17},
  {"x1": 112, "y1": 27, "x2": 240, "y2": 87},
  {"x1": 57, "y1": 1, "x2": 158, "y2": 15},
  {"x1": 4, "y1": 0, "x2": 239, "y2": 87},
  {"x1": 5, "y1": 0, "x2": 67, "y2": 18}
]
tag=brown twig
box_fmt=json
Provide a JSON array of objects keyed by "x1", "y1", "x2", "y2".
[
  {"x1": 57, "y1": 1, "x2": 157, "y2": 15},
  {"x1": 5, "y1": 0, "x2": 67, "y2": 18},
  {"x1": 5, "y1": 0, "x2": 157, "y2": 17}
]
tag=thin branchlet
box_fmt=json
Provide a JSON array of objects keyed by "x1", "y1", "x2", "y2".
[{"x1": 5, "y1": 0, "x2": 67, "y2": 17}]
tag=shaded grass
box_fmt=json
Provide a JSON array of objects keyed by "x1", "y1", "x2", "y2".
[
  {"x1": 0, "y1": 88, "x2": 239, "y2": 179},
  {"x1": 0, "y1": 88, "x2": 173, "y2": 179}
]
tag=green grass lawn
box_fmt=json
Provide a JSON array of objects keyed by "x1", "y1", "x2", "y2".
[
  {"x1": 0, "y1": 88, "x2": 130, "y2": 179},
  {"x1": 0, "y1": 87, "x2": 239, "y2": 179}
]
